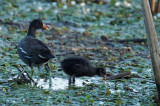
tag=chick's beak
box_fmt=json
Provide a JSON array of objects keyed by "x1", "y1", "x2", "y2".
[{"x1": 42, "y1": 24, "x2": 48, "y2": 30}]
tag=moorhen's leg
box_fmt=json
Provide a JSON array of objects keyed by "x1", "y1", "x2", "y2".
[
  {"x1": 73, "y1": 76, "x2": 75, "y2": 84},
  {"x1": 44, "y1": 64, "x2": 49, "y2": 82},
  {"x1": 44, "y1": 64, "x2": 49, "y2": 79},
  {"x1": 45, "y1": 63, "x2": 52, "y2": 87},
  {"x1": 36, "y1": 66, "x2": 41, "y2": 83},
  {"x1": 69, "y1": 76, "x2": 72, "y2": 86}
]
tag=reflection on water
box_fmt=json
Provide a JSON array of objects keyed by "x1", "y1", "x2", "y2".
[{"x1": 37, "y1": 77, "x2": 102, "y2": 90}]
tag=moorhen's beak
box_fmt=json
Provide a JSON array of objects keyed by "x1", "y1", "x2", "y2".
[{"x1": 42, "y1": 24, "x2": 48, "y2": 30}]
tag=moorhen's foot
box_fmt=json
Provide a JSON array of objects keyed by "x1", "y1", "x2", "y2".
[
  {"x1": 14, "y1": 66, "x2": 32, "y2": 84},
  {"x1": 13, "y1": 77, "x2": 31, "y2": 85},
  {"x1": 18, "y1": 65, "x2": 35, "y2": 83}
]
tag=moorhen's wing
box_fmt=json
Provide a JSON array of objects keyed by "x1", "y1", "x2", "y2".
[{"x1": 23, "y1": 37, "x2": 55, "y2": 59}]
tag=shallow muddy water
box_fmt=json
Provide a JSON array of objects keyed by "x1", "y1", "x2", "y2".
[{"x1": 37, "y1": 77, "x2": 104, "y2": 90}]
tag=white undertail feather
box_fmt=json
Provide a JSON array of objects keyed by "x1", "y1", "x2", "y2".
[
  {"x1": 19, "y1": 47, "x2": 28, "y2": 54},
  {"x1": 25, "y1": 56, "x2": 32, "y2": 58},
  {"x1": 38, "y1": 54, "x2": 46, "y2": 59}
]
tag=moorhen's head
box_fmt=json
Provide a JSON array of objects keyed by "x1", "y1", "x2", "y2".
[
  {"x1": 30, "y1": 19, "x2": 48, "y2": 30},
  {"x1": 96, "y1": 67, "x2": 106, "y2": 78}
]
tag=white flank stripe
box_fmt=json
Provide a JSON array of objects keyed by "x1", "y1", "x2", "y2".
[
  {"x1": 25, "y1": 56, "x2": 32, "y2": 58},
  {"x1": 38, "y1": 54, "x2": 46, "y2": 59},
  {"x1": 19, "y1": 47, "x2": 28, "y2": 54}
]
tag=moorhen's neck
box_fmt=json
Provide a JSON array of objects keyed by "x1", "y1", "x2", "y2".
[{"x1": 27, "y1": 25, "x2": 37, "y2": 37}]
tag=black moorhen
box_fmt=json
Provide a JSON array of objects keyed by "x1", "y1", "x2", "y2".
[
  {"x1": 61, "y1": 55, "x2": 106, "y2": 85},
  {"x1": 17, "y1": 19, "x2": 55, "y2": 81}
]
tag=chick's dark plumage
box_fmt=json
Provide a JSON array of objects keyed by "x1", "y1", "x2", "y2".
[{"x1": 61, "y1": 55, "x2": 106, "y2": 85}]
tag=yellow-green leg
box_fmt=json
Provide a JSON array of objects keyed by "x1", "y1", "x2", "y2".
[
  {"x1": 45, "y1": 63, "x2": 52, "y2": 88},
  {"x1": 36, "y1": 66, "x2": 41, "y2": 83}
]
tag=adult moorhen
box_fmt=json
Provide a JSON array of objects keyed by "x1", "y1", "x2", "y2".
[
  {"x1": 61, "y1": 55, "x2": 106, "y2": 85},
  {"x1": 17, "y1": 19, "x2": 55, "y2": 82}
]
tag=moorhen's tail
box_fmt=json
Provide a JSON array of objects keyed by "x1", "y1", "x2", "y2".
[{"x1": 48, "y1": 54, "x2": 56, "y2": 59}]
